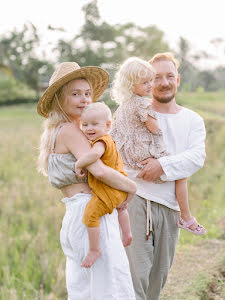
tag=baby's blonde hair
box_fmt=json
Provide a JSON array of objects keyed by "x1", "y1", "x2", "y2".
[
  {"x1": 111, "y1": 57, "x2": 155, "y2": 104},
  {"x1": 82, "y1": 102, "x2": 112, "y2": 121}
]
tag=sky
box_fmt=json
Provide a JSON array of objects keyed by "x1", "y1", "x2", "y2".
[{"x1": 1, "y1": 0, "x2": 225, "y2": 68}]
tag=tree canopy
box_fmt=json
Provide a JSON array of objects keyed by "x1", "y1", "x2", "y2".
[{"x1": 0, "y1": 0, "x2": 224, "y2": 100}]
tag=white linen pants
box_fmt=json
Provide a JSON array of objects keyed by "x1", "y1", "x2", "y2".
[{"x1": 60, "y1": 193, "x2": 135, "y2": 300}]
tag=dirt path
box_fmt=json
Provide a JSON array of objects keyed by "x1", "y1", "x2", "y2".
[{"x1": 161, "y1": 239, "x2": 225, "y2": 300}]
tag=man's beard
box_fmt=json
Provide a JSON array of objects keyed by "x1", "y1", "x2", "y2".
[{"x1": 153, "y1": 91, "x2": 176, "y2": 103}]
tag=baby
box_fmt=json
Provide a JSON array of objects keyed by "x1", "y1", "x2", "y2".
[{"x1": 75, "y1": 102, "x2": 136, "y2": 268}]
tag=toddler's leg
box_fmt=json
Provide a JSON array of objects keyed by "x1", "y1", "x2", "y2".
[
  {"x1": 176, "y1": 179, "x2": 206, "y2": 234},
  {"x1": 82, "y1": 195, "x2": 110, "y2": 268},
  {"x1": 117, "y1": 208, "x2": 132, "y2": 247},
  {"x1": 81, "y1": 226, "x2": 101, "y2": 268},
  {"x1": 176, "y1": 178, "x2": 191, "y2": 221}
]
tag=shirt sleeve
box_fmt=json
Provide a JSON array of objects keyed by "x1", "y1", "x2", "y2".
[{"x1": 159, "y1": 115, "x2": 206, "y2": 181}]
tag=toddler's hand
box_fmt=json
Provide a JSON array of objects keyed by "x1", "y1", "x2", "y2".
[{"x1": 75, "y1": 166, "x2": 86, "y2": 178}]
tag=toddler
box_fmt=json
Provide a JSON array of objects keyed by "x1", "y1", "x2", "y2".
[
  {"x1": 75, "y1": 102, "x2": 135, "y2": 268},
  {"x1": 110, "y1": 57, "x2": 206, "y2": 237}
]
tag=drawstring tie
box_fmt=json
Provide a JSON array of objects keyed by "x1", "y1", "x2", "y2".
[{"x1": 146, "y1": 200, "x2": 152, "y2": 240}]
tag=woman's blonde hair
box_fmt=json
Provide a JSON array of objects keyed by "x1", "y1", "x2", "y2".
[
  {"x1": 111, "y1": 57, "x2": 155, "y2": 104},
  {"x1": 38, "y1": 77, "x2": 94, "y2": 176},
  {"x1": 37, "y1": 84, "x2": 69, "y2": 176}
]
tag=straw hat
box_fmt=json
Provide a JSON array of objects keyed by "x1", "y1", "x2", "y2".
[{"x1": 37, "y1": 62, "x2": 109, "y2": 118}]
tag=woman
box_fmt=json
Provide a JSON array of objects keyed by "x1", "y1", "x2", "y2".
[{"x1": 37, "y1": 62, "x2": 136, "y2": 299}]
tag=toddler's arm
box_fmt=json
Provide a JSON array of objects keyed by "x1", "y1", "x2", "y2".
[
  {"x1": 145, "y1": 115, "x2": 159, "y2": 134},
  {"x1": 75, "y1": 141, "x2": 106, "y2": 176}
]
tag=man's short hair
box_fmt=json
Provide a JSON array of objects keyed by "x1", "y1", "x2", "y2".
[{"x1": 149, "y1": 52, "x2": 179, "y2": 71}]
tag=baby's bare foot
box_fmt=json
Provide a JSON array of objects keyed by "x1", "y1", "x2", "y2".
[
  {"x1": 122, "y1": 233, "x2": 133, "y2": 247},
  {"x1": 81, "y1": 249, "x2": 101, "y2": 268}
]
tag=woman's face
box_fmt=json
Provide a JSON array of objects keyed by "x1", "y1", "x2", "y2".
[{"x1": 62, "y1": 79, "x2": 92, "y2": 119}]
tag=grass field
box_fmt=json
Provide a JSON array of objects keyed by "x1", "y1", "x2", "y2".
[{"x1": 0, "y1": 92, "x2": 225, "y2": 299}]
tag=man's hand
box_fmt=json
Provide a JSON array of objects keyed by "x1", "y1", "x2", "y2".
[{"x1": 137, "y1": 158, "x2": 164, "y2": 181}]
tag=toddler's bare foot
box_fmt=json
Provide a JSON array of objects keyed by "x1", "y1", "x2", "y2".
[
  {"x1": 122, "y1": 233, "x2": 133, "y2": 247},
  {"x1": 81, "y1": 249, "x2": 101, "y2": 268}
]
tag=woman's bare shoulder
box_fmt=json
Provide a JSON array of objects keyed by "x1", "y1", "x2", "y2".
[
  {"x1": 57, "y1": 122, "x2": 91, "y2": 156},
  {"x1": 59, "y1": 122, "x2": 81, "y2": 138}
]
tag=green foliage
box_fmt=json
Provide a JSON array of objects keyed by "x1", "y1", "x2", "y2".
[
  {"x1": 54, "y1": 0, "x2": 170, "y2": 69},
  {"x1": 0, "y1": 23, "x2": 53, "y2": 95},
  {"x1": 196, "y1": 86, "x2": 204, "y2": 93},
  {"x1": 0, "y1": 106, "x2": 66, "y2": 298},
  {"x1": 175, "y1": 91, "x2": 225, "y2": 245},
  {"x1": 176, "y1": 90, "x2": 225, "y2": 106},
  {"x1": 0, "y1": 0, "x2": 225, "y2": 98},
  {"x1": 0, "y1": 73, "x2": 36, "y2": 104},
  {"x1": 197, "y1": 70, "x2": 217, "y2": 91}
]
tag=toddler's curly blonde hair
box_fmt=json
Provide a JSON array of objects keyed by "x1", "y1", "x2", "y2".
[{"x1": 111, "y1": 57, "x2": 155, "y2": 104}]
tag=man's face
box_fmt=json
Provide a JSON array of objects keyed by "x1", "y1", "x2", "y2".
[{"x1": 151, "y1": 60, "x2": 180, "y2": 103}]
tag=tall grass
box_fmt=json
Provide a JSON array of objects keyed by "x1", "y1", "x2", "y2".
[
  {"x1": 0, "y1": 105, "x2": 66, "y2": 299},
  {"x1": 0, "y1": 92, "x2": 225, "y2": 298}
]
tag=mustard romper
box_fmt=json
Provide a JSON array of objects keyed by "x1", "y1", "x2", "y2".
[{"x1": 82, "y1": 134, "x2": 127, "y2": 227}]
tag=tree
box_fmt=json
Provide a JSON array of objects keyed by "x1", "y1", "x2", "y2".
[
  {"x1": 175, "y1": 37, "x2": 199, "y2": 91},
  {"x1": 197, "y1": 70, "x2": 217, "y2": 91},
  {"x1": 54, "y1": 0, "x2": 170, "y2": 69},
  {"x1": 0, "y1": 22, "x2": 53, "y2": 95},
  {"x1": 214, "y1": 66, "x2": 225, "y2": 90}
]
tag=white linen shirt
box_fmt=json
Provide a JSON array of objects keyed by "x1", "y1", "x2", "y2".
[{"x1": 123, "y1": 107, "x2": 206, "y2": 211}]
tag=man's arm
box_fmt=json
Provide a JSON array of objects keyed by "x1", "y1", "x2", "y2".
[{"x1": 138, "y1": 115, "x2": 206, "y2": 181}]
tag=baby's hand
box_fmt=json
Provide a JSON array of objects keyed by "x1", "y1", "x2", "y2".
[
  {"x1": 117, "y1": 201, "x2": 128, "y2": 210},
  {"x1": 75, "y1": 166, "x2": 86, "y2": 178}
]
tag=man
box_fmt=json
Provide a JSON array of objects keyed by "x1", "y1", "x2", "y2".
[{"x1": 124, "y1": 53, "x2": 206, "y2": 300}]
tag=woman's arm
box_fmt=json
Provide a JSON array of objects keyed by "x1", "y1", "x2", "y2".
[
  {"x1": 75, "y1": 141, "x2": 105, "y2": 177},
  {"x1": 76, "y1": 141, "x2": 106, "y2": 169},
  {"x1": 60, "y1": 124, "x2": 137, "y2": 194}
]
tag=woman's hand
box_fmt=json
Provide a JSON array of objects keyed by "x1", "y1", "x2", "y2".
[
  {"x1": 117, "y1": 201, "x2": 128, "y2": 210},
  {"x1": 126, "y1": 192, "x2": 135, "y2": 204},
  {"x1": 117, "y1": 192, "x2": 135, "y2": 210}
]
